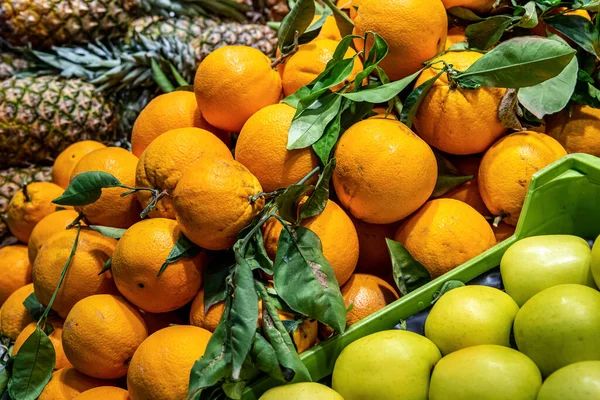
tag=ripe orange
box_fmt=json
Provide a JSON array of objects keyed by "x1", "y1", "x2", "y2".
[
  {"x1": 478, "y1": 131, "x2": 567, "y2": 226},
  {"x1": 441, "y1": 0, "x2": 496, "y2": 13},
  {"x1": 332, "y1": 119, "x2": 437, "y2": 224},
  {"x1": 493, "y1": 222, "x2": 515, "y2": 243},
  {"x1": 6, "y1": 181, "x2": 65, "y2": 243},
  {"x1": 28, "y1": 209, "x2": 80, "y2": 264},
  {"x1": 0, "y1": 283, "x2": 34, "y2": 340},
  {"x1": 352, "y1": 218, "x2": 399, "y2": 277},
  {"x1": 546, "y1": 104, "x2": 600, "y2": 157},
  {"x1": 173, "y1": 157, "x2": 265, "y2": 250},
  {"x1": 112, "y1": 218, "x2": 206, "y2": 313},
  {"x1": 337, "y1": 0, "x2": 360, "y2": 20},
  {"x1": 395, "y1": 198, "x2": 496, "y2": 278},
  {"x1": 194, "y1": 46, "x2": 282, "y2": 132},
  {"x1": 263, "y1": 199, "x2": 359, "y2": 286},
  {"x1": 33, "y1": 228, "x2": 118, "y2": 318},
  {"x1": 441, "y1": 156, "x2": 490, "y2": 218},
  {"x1": 53, "y1": 141, "x2": 107, "y2": 189},
  {"x1": 312, "y1": 15, "x2": 342, "y2": 41},
  {"x1": 0, "y1": 245, "x2": 31, "y2": 305},
  {"x1": 414, "y1": 51, "x2": 507, "y2": 155},
  {"x1": 73, "y1": 387, "x2": 129, "y2": 400},
  {"x1": 127, "y1": 325, "x2": 212, "y2": 400},
  {"x1": 71, "y1": 147, "x2": 141, "y2": 229},
  {"x1": 341, "y1": 273, "x2": 399, "y2": 326},
  {"x1": 135, "y1": 127, "x2": 233, "y2": 218},
  {"x1": 369, "y1": 107, "x2": 397, "y2": 120},
  {"x1": 445, "y1": 25, "x2": 467, "y2": 49},
  {"x1": 235, "y1": 103, "x2": 319, "y2": 192},
  {"x1": 353, "y1": 0, "x2": 447, "y2": 81},
  {"x1": 38, "y1": 367, "x2": 116, "y2": 400},
  {"x1": 13, "y1": 317, "x2": 71, "y2": 370}
]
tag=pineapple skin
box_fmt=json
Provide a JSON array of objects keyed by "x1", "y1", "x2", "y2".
[{"x1": 0, "y1": 52, "x2": 32, "y2": 80}]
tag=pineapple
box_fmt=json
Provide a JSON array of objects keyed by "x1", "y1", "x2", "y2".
[{"x1": 0, "y1": 51, "x2": 32, "y2": 80}]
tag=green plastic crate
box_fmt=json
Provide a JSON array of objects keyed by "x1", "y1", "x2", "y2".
[{"x1": 243, "y1": 153, "x2": 600, "y2": 399}]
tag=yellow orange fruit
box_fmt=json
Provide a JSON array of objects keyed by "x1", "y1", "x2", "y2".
[
  {"x1": 194, "y1": 45, "x2": 282, "y2": 132},
  {"x1": 39, "y1": 367, "x2": 115, "y2": 400},
  {"x1": 112, "y1": 218, "x2": 206, "y2": 313},
  {"x1": 333, "y1": 119, "x2": 437, "y2": 224},
  {"x1": 28, "y1": 209, "x2": 80, "y2": 264},
  {"x1": 63, "y1": 294, "x2": 148, "y2": 379},
  {"x1": 0, "y1": 283, "x2": 34, "y2": 340},
  {"x1": 0, "y1": 245, "x2": 31, "y2": 305},
  {"x1": 546, "y1": 104, "x2": 600, "y2": 157},
  {"x1": 395, "y1": 198, "x2": 496, "y2": 278},
  {"x1": 369, "y1": 107, "x2": 397, "y2": 120},
  {"x1": 279, "y1": 311, "x2": 318, "y2": 354},
  {"x1": 342, "y1": 273, "x2": 399, "y2": 326},
  {"x1": 53, "y1": 141, "x2": 107, "y2": 189},
  {"x1": 173, "y1": 157, "x2": 265, "y2": 250},
  {"x1": 13, "y1": 317, "x2": 71, "y2": 370},
  {"x1": 135, "y1": 127, "x2": 233, "y2": 218},
  {"x1": 414, "y1": 51, "x2": 507, "y2": 155},
  {"x1": 478, "y1": 131, "x2": 567, "y2": 226},
  {"x1": 352, "y1": 218, "x2": 398, "y2": 277},
  {"x1": 353, "y1": 0, "x2": 447, "y2": 81},
  {"x1": 441, "y1": 0, "x2": 496, "y2": 13},
  {"x1": 127, "y1": 325, "x2": 212, "y2": 400},
  {"x1": 312, "y1": 15, "x2": 342, "y2": 41},
  {"x1": 235, "y1": 103, "x2": 319, "y2": 192},
  {"x1": 71, "y1": 147, "x2": 141, "y2": 229},
  {"x1": 74, "y1": 387, "x2": 129, "y2": 400},
  {"x1": 493, "y1": 222, "x2": 515, "y2": 243},
  {"x1": 6, "y1": 181, "x2": 65, "y2": 243},
  {"x1": 442, "y1": 179, "x2": 491, "y2": 217},
  {"x1": 445, "y1": 25, "x2": 467, "y2": 49},
  {"x1": 33, "y1": 228, "x2": 117, "y2": 318}
]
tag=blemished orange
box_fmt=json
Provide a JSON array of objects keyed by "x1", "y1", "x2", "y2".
[
  {"x1": 312, "y1": 15, "x2": 342, "y2": 41},
  {"x1": 74, "y1": 387, "x2": 129, "y2": 400},
  {"x1": 135, "y1": 127, "x2": 233, "y2": 218},
  {"x1": 0, "y1": 245, "x2": 31, "y2": 305},
  {"x1": 13, "y1": 317, "x2": 71, "y2": 370},
  {"x1": 353, "y1": 0, "x2": 447, "y2": 81},
  {"x1": 395, "y1": 198, "x2": 496, "y2": 278},
  {"x1": 263, "y1": 199, "x2": 359, "y2": 286},
  {"x1": 112, "y1": 218, "x2": 206, "y2": 313},
  {"x1": 33, "y1": 228, "x2": 118, "y2": 318},
  {"x1": 546, "y1": 104, "x2": 600, "y2": 157},
  {"x1": 71, "y1": 147, "x2": 141, "y2": 229},
  {"x1": 414, "y1": 51, "x2": 507, "y2": 155},
  {"x1": 441, "y1": 0, "x2": 496, "y2": 13},
  {"x1": 0, "y1": 283, "x2": 34, "y2": 340},
  {"x1": 494, "y1": 222, "x2": 515, "y2": 243},
  {"x1": 194, "y1": 46, "x2": 282, "y2": 132},
  {"x1": 280, "y1": 39, "x2": 364, "y2": 97},
  {"x1": 341, "y1": 273, "x2": 399, "y2": 326},
  {"x1": 235, "y1": 103, "x2": 319, "y2": 192},
  {"x1": 131, "y1": 91, "x2": 220, "y2": 157},
  {"x1": 127, "y1": 325, "x2": 212, "y2": 400},
  {"x1": 6, "y1": 181, "x2": 65, "y2": 243},
  {"x1": 352, "y1": 218, "x2": 399, "y2": 277},
  {"x1": 53, "y1": 141, "x2": 107, "y2": 189},
  {"x1": 62, "y1": 294, "x2": 148, "y2": 379},
  {"x1": 445, "y1": 25, "x2": 467, "y2": 49},
  {"x1": 478, "y1": 131, "x2": 567, "y2": 226},
  {"x1": 38, "y1": 367, "x2": 116, "y2": 400},
  {"x1": 332, "y1": 119, "x2": 438, "y2": 224},
  {"x1": 28, "y1": 209, "x2": 80, "y2": 264},
  {"x1": 173, "y1": 157, "x2": 265, "y2": 250}
]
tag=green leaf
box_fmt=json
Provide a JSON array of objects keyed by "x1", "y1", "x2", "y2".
[
  {"x1": 8, "y1": 328, "x2": 55, "y2": 400},
  {"x1": 275, "y1": 184, "x2": 314, "y2": 224},
  {"x1": 151, "y1": 59, "x2": 175, "y2": 93},
  {"x1": 98, "y1": 258, "x2": 112, "y2": 275},
  {"x1": 431, "y1": 151, "x2": 474, "y2": 198},
  {"x1": 386, "y1": 238, "x2": 431, "y2": 296},
  {"x1": 22, "y1": 294, "x2": 44, "y2": 321},
  {"x1": 167, "y1": 61, "x2": 189, "y2": 87},
  {"x1": 249, "y1": 333, "x2": 284, "y2": 381},
  {"x1": 0, "y1": 367, "x2": 8, "y2": 394},
  {"x1": 321, "y1": 0, "x2": 354, "y2": 37},
  {"x1": 455, "y1": 36, "x2": 576, "y2": 88},
  {"x1": 88, "y1": 225, "x2": 126, "y2": 239},
  {"x1": 297, "y1": 14, "x2": 327, "y2": 45},
  {"x1": 312, "y1": 101, "x2": 345, "y2": 165},
  {"x1": 515, "y1": 1, "x2": 539, "y2": 29},
  {"x1": 432, "y1": 280, "x2": 465, "y2": 304},
  {"x1": 157, "y1": 234, "x2": 202, "y2": 277},
  {"x1": 299, "y1": 159, "x2": 335, "y2": 221},
  {"x1": 278, "y1": 0, "x2": 315, "y2": 53},
  {"x1": 222, "y1": 381, "x2": 245, "y2": 399},
  {"x1": 341, "y1": 68, "x2": 423, "y2": 102},
  {"x1": 274, "y1": 226, "x2": 347, "y2": 332},
  {"x1": 447, "y1": 6, "x2": 485, "y2": 21},
  {"x1": 466, "y1": 16, "x2": 512, "y2": 50},
  {"x1": 53, "y1": 171, "x2": 122, "y2": 206},
  {"x1": 244, "y1": 233, "x2": 274, "y2": 275},
  {"x1": 545, "y1": 14, "x2": 600, "y2": 56},
  {"x1": 574, "y1": 0, "x2": 600, "y2": 11},
  {"x1": 281, "y1": 319, "x2": 303, "y2": 335},
  {"x1": 174, "y1": 85, "x2": 194, "y2": 92},
  {"x1": 399, "y1": 70, "x2": 444, "y2": 128},
  {"x1": 363, "y1": 32, "x2": 389, "y2": 68},
  {"x1": 287, "y1": 92, "x2": 343, "y2": 150},
  {"x1": 204, "y1": 252, "x2": 234, "y2": 313},
  {"x1": 282, "y1": 85, "x2": 312, "y2": 108},
  {"x1": 312, "y1": 57, "x2": 358, "y2": 93}
]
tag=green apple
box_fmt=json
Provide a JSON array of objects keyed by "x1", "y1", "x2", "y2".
[
  {"x1": 592, "y1": 236, "x2": 600, "y2": 288},
  {"x1": 537, "y1": 361, "x2": 600, "y2": 400},
  {"x1": 259, "y1": 382, "x2": 344, "y2": 400},
  {"x1": 500, "y1": 235, "x2": 595, "y2": 306},
  {"x1": 424, "y1": 285, "x2": 519, "y2": 355},
  {"x1": 514, "y1": 284, "x2": 600, "y2": 376},
  {"x1": 429, "y1": 345, "x2": 541, "y2": 400},
  {"x1": 332, "y1": 330, "x2": 441, "y2": 400}
]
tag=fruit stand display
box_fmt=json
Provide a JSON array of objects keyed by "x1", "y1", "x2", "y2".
[{"x1": 1, "y1": 0, "x2": 600, "y2": 400}]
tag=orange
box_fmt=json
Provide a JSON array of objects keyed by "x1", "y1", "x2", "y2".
[
  {"x1": 312, "y1": 15, "x2": 342, "y2": 41},
  {"x1": 279, "y1": 39, "x2": 364, "y2": 97},
  {"x1": 353, "y1": 0, "x2": 447, "y2": 81},
  {"x1": 494, "y1": 222, "x2": 515, "y2": 243},
  {"x1": 0, "y1": 283, "x2": 34, "y2": 340},
  {"x1": 441, "y1": 0, "x2": 496, "y2": 13},
  {"x1": 28, "y1": 209, "x2": 80, "y2": 264},
  {"x1": 135, "y1": 127, "x2": 233, "y2": 218},
  {"x1": 74, "y1": 387, "x2": 129, "y2": 400},
  {"x1": 546, "y1": 104, "x2": 600, "y2": 157},
  {"x1": 395, "y1": 198, "x2": 496, "y2": 278},
  {"x1": 235, "y1": 103, "x2": 320, "y2": 192},
  {"x1": 445, "y1": 25, "x2": 467, "y2": 49},
  {"x1": 33, "y1": 228, "x2": 118, "y2": 318},
  {"x1": 341, "y1": 273, "x2": 399, "y2": 326},
  {"x1": 263, "y1": 199, "x2": 359, "y2": 286},
  {"x1": 337, "y1": 0, "x2": 359, "y2": 20},
  {"x1": 131, "y1": 91, "x2": 221, "y2": 157},
  {"x1": 53, "y1": 141, "x2": 107, "y2": 189},
  {"x1": 13, "y1": 317, "x2": 71, "y2": 370},
  {"x1": 478, "y1": 131, "x2": 567, "y2": 226},
  {"x1": 352, "y1": 218, "x2": 399, "y2": 277},
  {"x1": 112, "y1": 218, "x2": 206, "y2": 313},
  {"x1": 173, "y1": 157, "x2": 265, "y2": 250},
  {"x1": 139, "y1": 310, "x2": 187, "y2": 335},
  {"x1": 332, "y1": 119, "x2": 437, "y2": 224},
  {"x1": 189, "y1": 288, "x2": 226, "y2": 333},
  {"x1": 442, "y1": 180, "x2": 491, "y2": 217},
  {"x1": 127, "y1": 325, "x2": 212, "y2": 400},
  {"x1": 278, "y1": 311, "x2": 318, "y2": 354},
  {"x1": 0, "y1": 245, "x2": 31, "y2": 305},
  {"x1": 38, "y1": 367, "x2": 116, "y2": 400},
  {"x1": 71, "y1": 147, "x2": 141, "y2": 229},
  {"x1": 194, "y1": 45, "x2": 282, "y2": 132},
  {"x1": 414, "y1": 51, "x2": 507, "y2": 155},
  {"x1": 6, "y1": 181, "x2": 65, "y2": 243},
  {"x1": 369, "y1": 107, "x2": 397, "y2": 120},
  {"x1": 63, "y1": 294, "x2": 148, "y2": 379}
]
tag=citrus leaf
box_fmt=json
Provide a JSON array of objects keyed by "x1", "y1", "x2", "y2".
[
  {"x1": 204, "y1": 252, "x2": 234, "y2": 313},
  {"x1": 0, "y1": 367, "x2": 8, "y2": 394},
  {"x1": 386, "y1": 238, "x2": 431, "y2": 296},
  {"x1": 275, "y1": 184, "x2": 314, "y2": 224},
  {"x1": 249, "y1": 333, "x2": 284, "y2": 382},
  {"x1": 278, "y1": 0, "x2": 315, "y2": 53},
  {"x1": 321, "y1": 0, "x2": 354, "y2": 37},
  {"x1": 298, "y1": 14, "x2": 327, "y2": 45},
  {"x1": 222, "y1": 381, "x2": 245, "y2": 399},
  {"x1": 282, "y1": 85, "x2": 312, "y2": 108},
  {"x1": 53, "y1": 171, "x2": 122, "y2": 206},
  {"x1": 363, "y1": 32, "x2": 389, "y2": 68},
  {"x1": 88, "y1": 225, "x2": 126, "y2": 239},
  {"x1": 299, "y1": 159, "x2": 336, "y2": 221},
  {"x1": 22, "y1": 294, "x2": 44, "y2": 321},
  {"x1": 466, "y1": 16, "x2": 512, "y2": 50},
  {"x1": 447, "y1": 6, "x2": 485, "y2": 21},
  {"x1": 341, "y1": 68, "x2": 423, "y2": 102},
  {"x1": 545, "y1": 14, "x2": 600, "y2": 56},
  {"x1": 515, "y1": 1, "x2": 539, "y2": 29},
  {"x1": 243, "y1": 233, "x2": 274, "y2": 275},
  {"x1": 98, "y1": 258, "x2": 112, "y2": 275},
  {"x1": 287, "y1": 92, "x2": 343, "y2": 150},
  {"x1": 312, "y1": 102, "x2": 344, "y2": 165},
  {"x1": 498, "y1": 88, "x2": 524, "y2": 130},
  {"x1": 158, "y1": 234, "x2": 202, "y2": 277},
  {"x1": 399, "y1": 70, "x2": 444, "y2": 128},
  {"x1": 432, "y1": 280, "x2": 465, "y2": 304}
]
